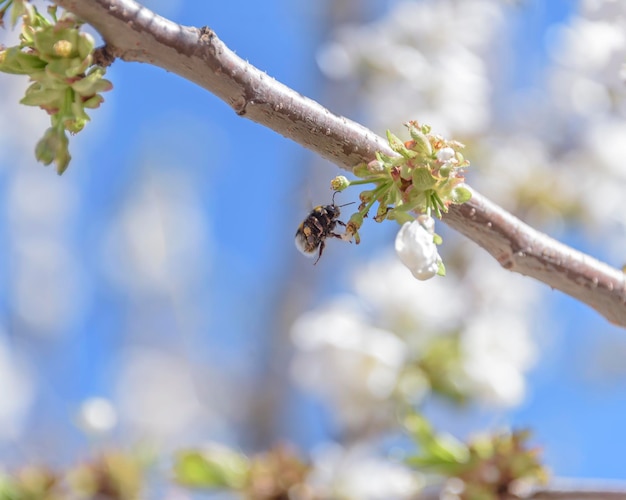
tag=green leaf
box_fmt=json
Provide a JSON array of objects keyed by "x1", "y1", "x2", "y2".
[
  {"x1": 20, "y1": 85, "x2": 63, "y2": 108},
  {"x1": 406, "y1": 456, "x2": 465, "y2": 476},
  {"x1": 412, "y1": 167, "x2": 437, "y2": 190},
  {"x1": 0, "y1": 47, "x2": 46, "y2": 74},
  {"x1": 437, "y1": 260, "x2": 446, "y2": 276},
  {"x1": 387, "y1": 209, "x2": 415, "y2": 225},
  {"x1": 386, "y1": 129, "x2": 415, "y2": 158},
  {"x1": 407, "y1": 125, "x2": 432, "y2": 156},
  {"x1": 77, "y1": 32, "x2": 95, "y2": 60},
  {"x1": 353, "y1": 163, "x2": 371, "y2": 178},
  {"x1": 427, "y1": 433, "x2": 468, "y2": 463},
  {"x1": 74, "y1": 69, "x2": 112, "y2": 95},
  {"x1": 173, "y1": 448, "x2": 249, "y2": 491},
  {"x1": 404, "y1": 413, "x2": 435, "y2": 444}
]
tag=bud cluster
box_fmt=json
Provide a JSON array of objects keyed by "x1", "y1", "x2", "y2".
[
  {"x1": 333, "y1": 121, "x2": 471, "y2": 245},
  {"x1": 405, "y1": 413, "x2": 548, "y2": 500},
  {"x1": 0, "y1": 1, "x2": 112, "y2": 173}
]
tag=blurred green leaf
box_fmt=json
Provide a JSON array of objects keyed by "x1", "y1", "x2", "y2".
[{"x1": 173, "y1": 448, "x2": 249, "y2": 490}]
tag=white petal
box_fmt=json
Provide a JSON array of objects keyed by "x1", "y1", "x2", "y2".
[{"x1": 395, "y1": 219, "x2": 440, "y2": 280}]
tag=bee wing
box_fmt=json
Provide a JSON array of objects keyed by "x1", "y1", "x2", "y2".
[{"x1": 295, "y1": 231, "x2": 317, "y2": 256}]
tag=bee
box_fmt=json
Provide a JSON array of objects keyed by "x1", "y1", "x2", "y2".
[{"x1": 295, "y1": 194, "x2": 352, "y2": 264}]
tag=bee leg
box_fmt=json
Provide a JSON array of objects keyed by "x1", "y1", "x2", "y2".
[
  {"x1": 311, "y1": 217, "x2": 325, "y2": 232},
  {"x1": 336, "y1": 220, "x2": 347, "y2": 227},
  {"x1": 331, "y1": 231, "x2": 352, "y2": 244},
  {"x1": 314, "y1": 240, "x2": 325, "y2": 265}
]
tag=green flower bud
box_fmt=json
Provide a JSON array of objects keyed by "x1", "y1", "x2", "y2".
[
  {"x1": 64, "y1": 117, "x2": 87, "y2": 134},
  {"x1": 70, "y1": 98, "x2": 90, "y2": 122},
  {"x1": 72, "y1": 68, "x2": 112, "y2": 96},
  {"x1": 35, "y1": 127, "x2": 71, "y2": 174},
  {"x1": 348, "y1": 211, "x2": 364, "y2": 228},
  {"x1": 449, "y1": 185, "x2": 472, "y2": 204},
  {"x1": 330, "y1": 175, "x2": 350, "y2": 191},
  {"x1": 386, "y1": 208, "x2": 415, "y2": 225},
  {"x1": 9, "y1": 0, "x2": 36, "y2": 28},
  {"x1": 2, "y1": 4, "x2": 110, "y2": 173},
  {"x1": 456, "y1": 151, "x2": 468, "y2": 167},
  {"x1": 33, "y1": 28, "x2": 63, "y2": 58},
  {"x1": 344, "y1": 218, "x2": 361, "y2": 244},
  {"x1": 386, "y1": 129, "x2": 415, "y2": 159},
  {"x1": 407, "y1": 124, "x2": 433, "y2": 156},
  {"x1": 352, "y1": 163, "x2": 371, "y2": 178},
  {"x1": 374, "y1": 204, "x2": 390, "y2": 222},
  {"x1": 82, "y1": 94, "x2": 104, "y2": 109},
  {"x1": 367, "y1": 159, "x2": 385, "y2": 173},
  {"x1": 359, "y1": 190, "x2": 376, "y2": 204}
]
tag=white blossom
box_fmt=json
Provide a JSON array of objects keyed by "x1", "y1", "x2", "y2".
[
  {"x1": 306, "y1": 442, "x2": 422, "y2": 500},
  {"x1": 290, "y1": 300, "x2": 407, "y2": 430},
  {"x1": 115, "y1": 348, "x2": 207, "y2": 438},
  {"x1": 318, "y1": 0, "x2": 502, "y2": 135},
  {"x1": 353, "y1": 254, "x2": 467, "y2": 334},
  {"x1": 436, "y1": 146, "x2": 456, "y2": 163},
  {"x1": 76, "y1": 397, "x2": 118, "y2": 435},
  {"x1": 394, "y1": 217, "x2": 441, "y2": 281},
  {"x1": 460, "y1": 313, "x2": 537, "y2": 406},
  {"x1": 292, "y1": 243, "x2": 540, "y2": 412}
]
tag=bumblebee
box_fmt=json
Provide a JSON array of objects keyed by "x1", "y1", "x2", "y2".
[{"x1": 295, "y1": 197, "x2": 349, "y2": 264}]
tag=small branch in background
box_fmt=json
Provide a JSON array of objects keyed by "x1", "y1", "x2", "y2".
[
  {"x1": 50, "y1": 0, "x2": 626, "y2": 326},
  {"x1": 416, "y1": 481, "x2": 626, "y2": 500}
]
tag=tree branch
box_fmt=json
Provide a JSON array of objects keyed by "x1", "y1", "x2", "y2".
[
  {"x1": 416, "y1": 481, "x2": 626, "y2": 500},
  {"x1": 51, "y1": 0, "x2": 626, "y2": 327}
]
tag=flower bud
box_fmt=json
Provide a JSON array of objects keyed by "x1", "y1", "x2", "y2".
[
  {"x1": 64, "y1": 117, "x2": 87, "y2": 134},
  {"x1": 407, "y1": 123, "x2": 432, "y2": 156},
  {"x1": 35, "y1": 127, "x2": 71, "y2": 174},
  {"x1": 374, "y1": 204, "x2": 390, "y2": 222},
  {"x1": 359, "y1": 190, "x2": 375, "y2": 204},
  {"x1": 344, "y1": 220, "x2": 361, "y2": 244},
  {"x1": 436, "y1": 147, "x2": 455, "y2": 163},
  {"x1": 82, "y1": 94, "x2": 105, "y2": 109},
  {"x1": 395, "y1": 217, "x2": 441, "y2": 280},
  {"x1": 387, "y1": 129, "x2": 414, "y2": 158},
  {"x1": 367, "y1": 159, "x2": 385, "y2": 173},
  {"x1": 330, "y1": 175, "x2": 350, "y2": 191}
]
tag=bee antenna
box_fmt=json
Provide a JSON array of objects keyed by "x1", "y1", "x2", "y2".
[{"x1": 332, "y1": 191, "x2": 355, "y2": 208}]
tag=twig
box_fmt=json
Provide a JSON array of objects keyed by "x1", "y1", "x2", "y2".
[
  {"x1": 417, "y1": 480, "x2": 626, "y2": 500},
  {"x1": 51, "y1": 0, "x2": 626, "y2": 326}
]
